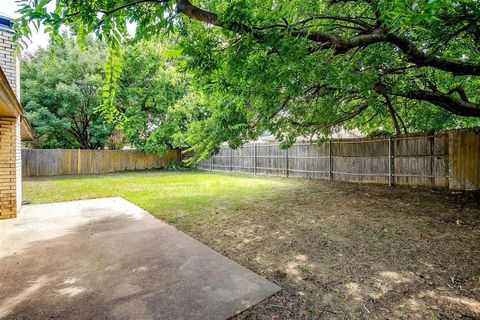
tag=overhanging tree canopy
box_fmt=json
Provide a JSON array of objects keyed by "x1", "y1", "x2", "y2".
[{"x1": 16, "y1": 0, "x2": 480, "y2": 152}]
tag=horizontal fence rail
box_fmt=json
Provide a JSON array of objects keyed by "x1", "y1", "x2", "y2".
[
  {"x1": 22, "y1": 149, "x2": 181, "y2": 177},
  {"x1": 197, "y1": 131, "x2": 477, "y2": 189}
]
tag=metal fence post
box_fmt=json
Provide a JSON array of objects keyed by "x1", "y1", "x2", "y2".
[
  {"x1": 253, "y1": 144, "x2": 257, "y2": 175},
  {"x1": 285, "y1": 148, "x2": 289, "y2": 177},
  {"x1": 329, "y1": 140, "x2": 333, "y2": 181},
  {"x1": 388, "y1": 137, "x2": 393, "y2": 186}
]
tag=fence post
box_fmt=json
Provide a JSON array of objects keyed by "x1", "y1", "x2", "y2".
[
  {"x1": 329, "y1": 140, "x2": 333, "y2": 181},
  {"x1": 77, "y1": 149, "x2": 81, "y2": 175},
  {"x1": 229, "y1": 148, "x2": 233, "y2": 172},
  {"x1": 285, "y1": 148, "x2": 289, "y2": 177},
  {"x1": 429, "y1": 135, "x2": 435, "y2": 187},
  {"x1": 388, "y1": 137, "x2": 393, "y2": 186},
  {"x1": 253, "y1": 144, "x2": 257, "y2": 175}
]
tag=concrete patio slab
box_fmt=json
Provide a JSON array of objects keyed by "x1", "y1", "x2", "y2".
[{"x1": 0, "y1": 197, "x2": 280, "y2": 320}]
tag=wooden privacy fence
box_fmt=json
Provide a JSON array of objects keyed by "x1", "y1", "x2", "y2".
[
  {"x1": 197, "y1": 129, "x2": 480, "y2": 190},
  {"x1": 22, "y1": 149, "x2": 181, "y2": 177}
]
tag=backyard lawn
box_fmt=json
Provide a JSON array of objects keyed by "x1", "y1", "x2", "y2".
[{"x1": 24, "y1": 170, "x2": 480, "y2": 319}]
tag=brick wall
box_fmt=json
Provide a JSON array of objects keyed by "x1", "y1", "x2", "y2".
[
  {"x1": 0, "y1": 29, "x2": 19, "y2": 98},
  {"x1": 0, "y1": 116, "x2": 18, "y2": 219},
  {"x1": 0, "y1": 18, "x2": 23, "y2": 219},
  {"x1": 15, "y1": 116, "x2": 21, "y2": 211}
]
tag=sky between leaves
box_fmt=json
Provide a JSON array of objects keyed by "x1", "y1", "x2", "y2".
[
  {"x1": 1, "y1": 0, "x2": 136, "y2": 53},
  {"x1": 2, "y1": 0, "x2": 49, "y2": 52}
]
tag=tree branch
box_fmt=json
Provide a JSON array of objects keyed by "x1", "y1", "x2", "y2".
[
  {"x1": 374, "y1": 80, "x2": 480, "y2": 117},
  {"x1": 385, "y1": 33, "x2": 480, "y2": 76},
  {"x1": 297, "y1": 102, "x2": 369, "y2": 127},
  {"x1": 66, "y1": 0, "x2": 167, "y2": 18},
  {"x1": 447, "y1": 86, "x2": 469, "y2": 102},
  {"x1": 383, "y1": 94, "x2": 401, "y2": 135},
  {"x1": 394, "y1": 89, "x2": 480, "y2": 117},
  {"x1": 175, "y1": 0, "x2": 480, "y2": 76},
  {"x1": 176, "y1": 0, "x2": 219, "y2": 25}
]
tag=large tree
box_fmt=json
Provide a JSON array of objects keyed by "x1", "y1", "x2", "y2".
[
  {"x1": 21, "y1": 35, "x2": 113, "y2": 149},
  {"x1": 117, "y1": 39, "x2": 207, "y2": 155},
  {"x1": 16, "y1": 0, "x2": 480, "y2": 154}
]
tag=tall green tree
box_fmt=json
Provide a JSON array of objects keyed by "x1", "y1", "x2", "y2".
[
  {"x1": 21, "y1": 35, "x2": 113, "y2": 149},
  {"x1": 17, "y1": 0, "x2": 480, "y2": 156},
  {"x1": 117, "y1": 40, "x2": 207, "y2": 155}
]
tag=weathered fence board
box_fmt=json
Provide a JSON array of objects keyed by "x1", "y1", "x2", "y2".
[
  {"x1": 449, "y1": 130, "x2": 480, "y2": 190},
  {"x1": 22, "y1": 149, "x2": 181, "y2": 177},
  {"x1": 198, "y1": 129, "x2": 480, "y2": 190}
]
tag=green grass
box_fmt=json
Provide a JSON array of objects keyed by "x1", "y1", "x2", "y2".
[{"x1": 23, "y1": 170, "x2": 296, "y2": 229}]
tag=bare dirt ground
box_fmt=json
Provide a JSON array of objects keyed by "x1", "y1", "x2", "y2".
[{"x1": 185, "y1": 180, "x2": 480, "y2": 319}]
